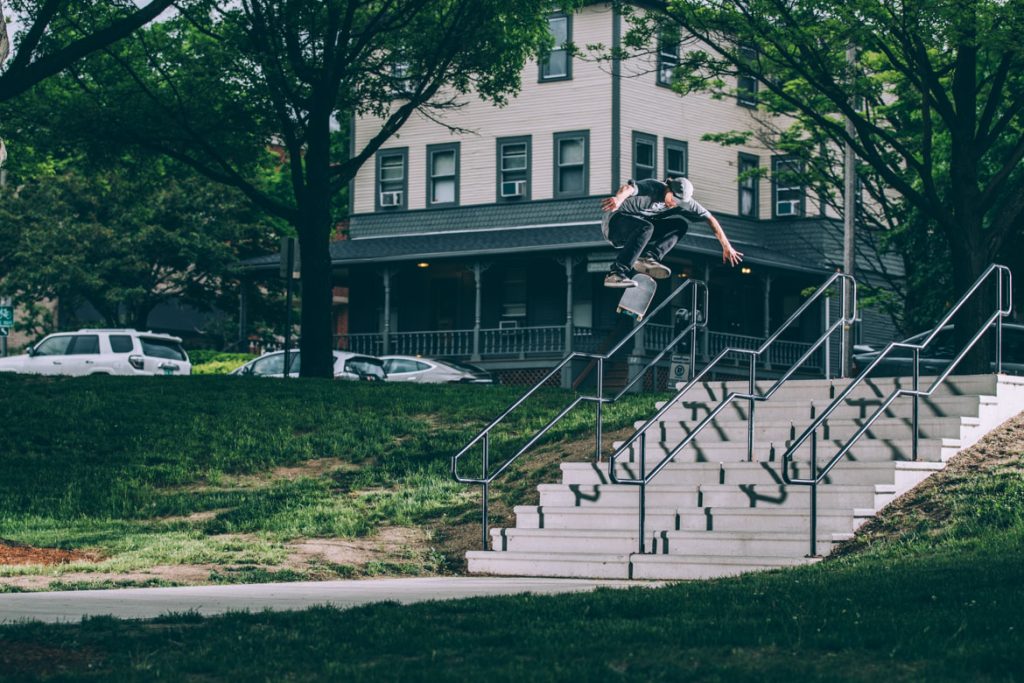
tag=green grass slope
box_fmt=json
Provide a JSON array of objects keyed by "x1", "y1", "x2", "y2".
[
  {"x1": 0, "y1": 374, "x2": 661, "y2": 587},
  {"x1": 1, "y1": 409, "x2": 1021, "y2": 681}
]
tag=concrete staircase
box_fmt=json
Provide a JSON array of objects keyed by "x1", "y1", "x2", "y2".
[{"x1": 467, "y1": 374, "x2": 1024, "y2": 580}]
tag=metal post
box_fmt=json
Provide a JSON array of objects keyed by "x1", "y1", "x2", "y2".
[
  {"x1": 639, "y1": 432, "x2": 647, "y2": 553},
  {"x1": 596, "y1": 357, "x2": 604, "y2": 462},
  {"x1": 284, "y1": 247, "x2": 294, "y2": 377},
  {"x1": 842, "y1": 45, "x2": 858, "y2": 382},
  {"x1": 810, "y1": 426, "x2": 819, "y2": 557},
  {"x1": 996, "y1": 277, "x2": 1003, "y2": 375},
  {"x1": 912, "y1": 348, "x2": 920, "y2": 461},
  {"x1": 804, "y1": 402, "x2": 818, "y2": 556},
  {"x1": 482, "y1": 433, "x2": 489, "y2": 550},
  {"x1": 824, "y1": 296, "x2": 831, "y2": 380},
  {"x1": 688, "y1": 284, "x2": 698, "y2": 379},
  {"x1": 747, "y1": 354, "x2": 756, "y2": 462},
  {"x1": 840, "y1": 277, "x2": 850, "y2": 379}
]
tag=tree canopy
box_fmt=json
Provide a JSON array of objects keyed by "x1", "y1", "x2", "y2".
[
  {"x1": 1, "y1": 0, "x2": 578, "y2": 376},
  {"x1": 622, "y1": 0, "x2": 1024, "y2": 366}
]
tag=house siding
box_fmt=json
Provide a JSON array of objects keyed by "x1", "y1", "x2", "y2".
[{"x1": 353, "y1": 4, "x2": 615, "y2": 215}]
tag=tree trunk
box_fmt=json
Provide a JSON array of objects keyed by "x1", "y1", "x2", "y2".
[
  {"x1": 296, "y1": 111, "x2": 336, "y2": 379},
  {"x1": 947, "y1": 216, "x2": 995, "y2": 375}
]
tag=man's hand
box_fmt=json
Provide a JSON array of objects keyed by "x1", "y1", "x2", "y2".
[
  {"x1": 601, "y1": 196, "x2": 621, "y2": 212},
  {"x1": 722, "y1": 244, "x2": 744, "y2": 266}
]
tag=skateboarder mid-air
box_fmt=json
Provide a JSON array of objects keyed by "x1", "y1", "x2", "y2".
[{"x1": 600, "y1": 177, "x2": 743, "y2": 288}]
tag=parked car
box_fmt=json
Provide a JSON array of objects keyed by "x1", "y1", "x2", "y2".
[
  {"x1": 851, "y1": 323, "x2": 1024, "y2": 376},
  {"x1": 0, "y1": 329, "x2": 191, "y2": 377},
  {"x1": 381, "y1": 355, "x2": 494, "y2": 384},
  {"x1": 231, "y1": 350, "x2": 387, "y2": 380}
]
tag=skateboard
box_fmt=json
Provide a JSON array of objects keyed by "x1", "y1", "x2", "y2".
[{"x1": 616, "y1": 274, "x2": 657, "y2": 321}]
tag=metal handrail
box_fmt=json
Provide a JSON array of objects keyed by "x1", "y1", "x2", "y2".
[
  {"x1": 452, "y1": 278, "x2": 709, "y2": 549},
  {"x1": 780, "y1": 263, "x2": 1012, "y2": 556},
  {"x1": 608, "y1": 272, "x2": 857, "y2": 552}
]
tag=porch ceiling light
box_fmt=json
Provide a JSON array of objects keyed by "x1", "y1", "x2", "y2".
[
  {"x1": 417, "y1": 262, "x2": 430, "y2": 268},
  {"x1": 741, "y1": 266, "x2": 752, "y2": 275}
]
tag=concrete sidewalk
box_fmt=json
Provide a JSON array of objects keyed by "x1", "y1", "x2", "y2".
[{"x1": 0, "y1": 577, "x2": 657, "y2": 624}]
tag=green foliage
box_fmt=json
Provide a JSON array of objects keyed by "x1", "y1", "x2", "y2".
[
  {"x1": 190, "y1": 351, "x2": 256, "y2": 375},
  {"x1": 0, "y1": 153, "x2": 282, "y2": 335}
]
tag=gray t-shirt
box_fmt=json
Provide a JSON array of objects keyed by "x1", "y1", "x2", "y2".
[{"x1": 602, "y1": 179, "x2": 710, "y2": 239}]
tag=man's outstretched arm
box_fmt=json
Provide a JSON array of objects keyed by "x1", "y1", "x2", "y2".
[
  {"x1": 707, "y1": 214, "x2": 744, "y2": 266},
  {"x1": 601, "y1": 182, "x2": 636, "y2": 212}
]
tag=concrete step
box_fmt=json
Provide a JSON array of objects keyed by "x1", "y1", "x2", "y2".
[
  {"x1": 489, "y1": 528, "x2": 652, "y2": 554},
  {"x1": 698, "y1": 483, "x2": 894, "y2": 510},
  {"x1": 561, "y1": 461, "x2": 943, "y2": 494},
  {"x1": 671, "y1": 374, "x2": 999, "y2": 403},
  {"x1": 680, "y1": 507, "x2": 872, "y2": 534},
  {"x1": 650, "y1": 529, "x2": 847, "y2": 557},
  {"x1": 642, "y1": 415, "x2": 979, "y2": 443},
  {"x1": 466, "y1": 550, "x2": 630, "y2": 579},
  {"x1": 513, "y1": 505, "x2": 680, "y2": 531},
  {"x1": 611, "y1": 437, "x2": 960, "y2": 464},
  {"x1": 629, "y1": 553, "x2": 816, "y2": 580},
  {"x1": 537, "y1": 484, "x2": 699, "y2": 509},
  {"x1": 536, "y1": 482, "x2": 894, "y2": 511},
  {"x1": 651, "y1": 394, "x2": 991, "y2": 424}
]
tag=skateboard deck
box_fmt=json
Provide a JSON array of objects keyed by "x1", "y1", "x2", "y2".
[{"x1": 616, "y1": 274, "x2": 657, "y2": 321}]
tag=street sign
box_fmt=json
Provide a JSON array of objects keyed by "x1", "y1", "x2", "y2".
[
  {"x1": 0, "y1": 304, "x2": 12, "y2": 329},
  {"x1": 0, "y1": 327, "x2": 8, "y2": 337}
]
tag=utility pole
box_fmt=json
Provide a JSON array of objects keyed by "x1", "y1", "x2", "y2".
[{"x1": 841, "y1": 45, "x2": 857, "y2": 379}]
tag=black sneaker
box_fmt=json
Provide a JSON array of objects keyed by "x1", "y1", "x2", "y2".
[
  {"x1": 604, "y1": 272, "x2": 638, "y2": 288},
  {"x1": 633, "y1": 256, "x2": 671, "y2": 279}
]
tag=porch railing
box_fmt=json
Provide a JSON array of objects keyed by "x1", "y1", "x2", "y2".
[{"x1": 335, "y1": 327, "x2": 822, "y2": 372}]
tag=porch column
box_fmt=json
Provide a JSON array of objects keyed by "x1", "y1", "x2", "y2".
[
  {"x1": 763, "y1": 273, "x2": 773, "y2": 370},
  {"x1": 472, "y1": 263, "x2": 483, "y2": 361},
  {"x1": 702, "y1": 262, "x2": 711, "y2": 360},
  {"x1": 562, "y1": 257, "x2": 576, "y2": 389},
  {"x1": 382, "y1": 268, "x2": 392, "y2": 355}
]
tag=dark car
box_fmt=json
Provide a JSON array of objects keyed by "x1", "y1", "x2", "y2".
[{"x1": 851, "y1": 323, "x2": 1024, "y2": 377}]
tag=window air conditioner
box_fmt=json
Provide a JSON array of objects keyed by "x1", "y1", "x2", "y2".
[
  {"x1": 501, "y1": 180, "x2": 526, "y2": 198},
  {"x1": 380, "y1": 190, "x2": 403, "y2": 207}
]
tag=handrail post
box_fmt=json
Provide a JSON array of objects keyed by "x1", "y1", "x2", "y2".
[
  {"x1": 482, "y1": 432, "x2": 490, "y2": 550},
  {"x1": 997, "y1": 275, "x2": 1004, "y2": 375},
  {"x1": 596, "y1": 357, "x2": 604, "y2": 462},
  {"x1": 840, "y1": 277, "x2": 850, "y2": 379},
  {"x1": 912, "y1": 348, "x2": 920, "y2": 462},
  {"x1": 824, "y1": 295, "x2": 831, "y2": 379},
  {"x1": 809, "y1": 424, "x2": 818, "y2": 558},
  {"x1": 639, "y1": 432, "x2": 647, "y2": 554},
  {"x1": 689, "y1": 284, "x2": 698, "y2": 380},
  {"x1": 747, "y1": 354, "x2": 756, "y2": 462}
]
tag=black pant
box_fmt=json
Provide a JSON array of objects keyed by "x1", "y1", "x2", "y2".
[{"x1": 607, "y1": 212, "x2": 689, "y2": 276}]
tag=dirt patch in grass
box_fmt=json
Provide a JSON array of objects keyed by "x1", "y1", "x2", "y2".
[
  {"x1": 0, "y1": 541, "x2": 100, "y2": 566},
  {"x1": 0, "y1": 565, "x2": 216, "y2": 591},
  {"x1": 284, "y1": 526, "x2": 430, "y2": 571}
]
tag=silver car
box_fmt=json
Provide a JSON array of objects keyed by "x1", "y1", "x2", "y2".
[
  {"x1": 231, "y1": 350, "x2": 387, "y2": 380},
  {"x1": 381, "y1": 355, "x2": 493, "y2": 384}
]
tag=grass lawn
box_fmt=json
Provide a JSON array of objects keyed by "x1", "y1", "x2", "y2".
[
  {"x1": 0, "y1": 413, "x2": 1021, "y2": 681},
  {"x1": 0, "y1": 374, "x2": 661, "y2": 589}
]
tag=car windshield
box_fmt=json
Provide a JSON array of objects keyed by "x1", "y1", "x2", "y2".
[
  {"x1": 141, "y1": 337, "x2": 188, "y2": 361},
  {"x1": 346, "y1": 356, "x2": 386, "y2": 379}
]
